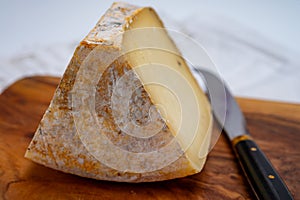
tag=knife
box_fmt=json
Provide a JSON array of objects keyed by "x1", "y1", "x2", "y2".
[{"x1": 193, "y1": 68, "x2": 294, "y2": 200}]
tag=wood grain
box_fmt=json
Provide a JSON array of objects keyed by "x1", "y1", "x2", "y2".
[{"x1": 0, "y1": 76, "x2": 299, "y2": 200}]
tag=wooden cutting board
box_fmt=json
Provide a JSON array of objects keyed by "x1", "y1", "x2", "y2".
[{"x1": 0, "y1": 76, "x2": 299, "y2": 200}]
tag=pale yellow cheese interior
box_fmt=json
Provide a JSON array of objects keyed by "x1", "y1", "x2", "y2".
[{"x1": 122, "y1": 8, "x2": 212, "y2": 170}]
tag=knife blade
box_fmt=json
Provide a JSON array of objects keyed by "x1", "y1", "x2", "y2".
[{"x1": 193, "y1": 68, "x2": 294, "y2": 200}]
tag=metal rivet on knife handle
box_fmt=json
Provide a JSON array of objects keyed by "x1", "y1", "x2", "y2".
[
  {"x1": 250, "y1": 147, "x2": 257, "y2": 151},
  {"x1": 268, "y1": 175, "x2": 275, "y2": 179}
]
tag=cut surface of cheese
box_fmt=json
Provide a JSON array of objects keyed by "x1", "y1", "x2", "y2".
[{"x1": 25, "y1": 2, "x2": 212, "y2": 182}]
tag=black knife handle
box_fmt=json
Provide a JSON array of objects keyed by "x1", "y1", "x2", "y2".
[{"x1": 232, "y1": 135, "x2": 293, "y2": 200}]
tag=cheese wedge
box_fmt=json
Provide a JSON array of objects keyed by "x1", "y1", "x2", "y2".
[{"x1": 25, "y1": 2, "x2": 212, "y2": 182}]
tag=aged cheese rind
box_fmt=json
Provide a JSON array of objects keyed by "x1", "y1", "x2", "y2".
[{"x1": 25, "y1": 2, "x2": 212, "y2": 182}]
